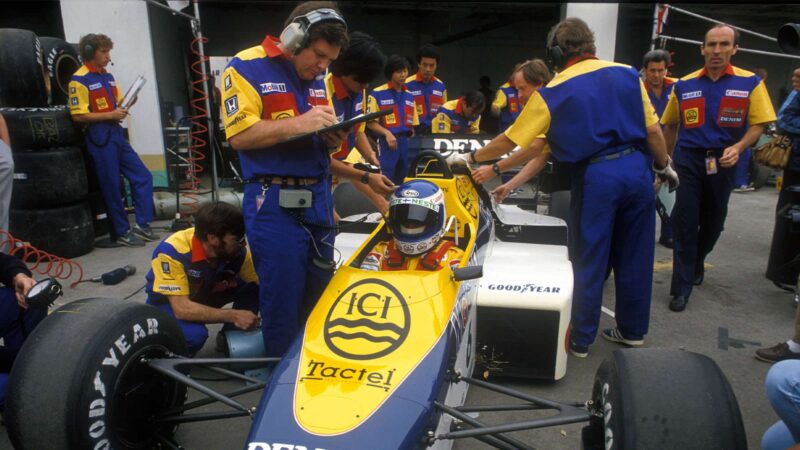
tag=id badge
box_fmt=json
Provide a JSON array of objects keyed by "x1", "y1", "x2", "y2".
[
  {"x1": 255, "y1": 185, "x2": 269, "y2": 212},
  {"x1": 705, "y1": 156, "x2": 718, "y2": 175}
]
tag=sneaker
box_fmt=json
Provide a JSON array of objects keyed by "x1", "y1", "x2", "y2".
[
  {"x1": 755, "y1": 342, "x2": 800, "y2": 363},
  {"x1": 601, "y1": 328, "x2": 644, "y2": 347},
  {"x1": 732, "y1": 185, "x2": 755, "y2": 193},
  {"x1": 132, "y1": 224, "x2": 160, "y2": 242},
  {"x1": 569, "y1": 341, "x2": 589, "y2": 358},
  {"x1": 215, "y1": 332, "x2": 229, "y2": 355},
  {"x1": 116, "y1": 230, "x2": 145, "y2": 247}
]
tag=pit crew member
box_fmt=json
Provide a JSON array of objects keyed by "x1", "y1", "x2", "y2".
[
  {"x1": 406, "y1": 44, "x2": 447, "y2": 135},
  {"x1": 432, "y1": 91, "x2": 485, "y2": 135},
  {"x1": 491, "y1": 65, "x2": 522, "y2": 133}
]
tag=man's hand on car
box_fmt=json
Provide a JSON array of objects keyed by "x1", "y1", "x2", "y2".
[{"x1": 231, "y1": 310, "x2": 260, "y2": 331}]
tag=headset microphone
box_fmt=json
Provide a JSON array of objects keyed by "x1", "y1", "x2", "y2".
[{"x1": 545, "y1": 26, "x2": 565, "y2": 71}]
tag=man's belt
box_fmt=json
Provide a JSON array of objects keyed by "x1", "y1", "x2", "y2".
[
  {"x1": 247, "y1": 176, "x2": 320, "y2": 186},
  {"x1": 588, "y1": 147, "x2": 636, "y2": 164}
]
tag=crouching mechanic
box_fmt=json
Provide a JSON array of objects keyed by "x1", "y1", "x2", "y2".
[
  {"x1": 145, "y1": 202, "x2": 259, "y2": 356},
  {"x1": 0, "y1": 252, "x2": 45, "y2": 413},
  {"x1": 432, "y1": 91, "x2": 485, "y2": 134},
  {"x1": 360, "y1": 180, "x2": 463, "y2": 271}
]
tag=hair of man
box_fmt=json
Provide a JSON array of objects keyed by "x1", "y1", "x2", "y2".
[
  {"x1": 464, "y1": 90, "x2": 486, "y2": 114},
  {"x1": 194, "y1": 202, "x2": 245, "y2": 242},
  {"x1": 551, "y1": 17, "x2": 596, "y2": 57},
  {"x1": 79, "y1": 33, "x2": 113, "y2": 54},
  {"x1": 416, "y1": 43, "x2": 440, "y2": 64},
  {"x1": 384, "y1": 54, "x2": 410, "y2": 80},
  {"x1": 515, "y1": 59, "x2": 552, "y2": 86},
  {"x1": 329, "y1": 31, "x2": 385, "y2": 83},
  {"x1": 643, "y1": 49, "x2": 672, "y2": 69},
  {"x1": 283, "y1": 1, "x2": 348, "y2": 51}
]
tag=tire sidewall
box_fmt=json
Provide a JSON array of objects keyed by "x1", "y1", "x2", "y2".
[{"x1": 591, "y1": 357, "x2": 625, "y2": 450}]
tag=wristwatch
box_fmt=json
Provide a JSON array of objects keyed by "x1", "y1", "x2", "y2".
[
  {"x1": 360, "y1": 171, "x2": 370, "y2": 184},
  {"x1": 469, "y1": 151, "x2": 478, "y2": 164},
  {"x1": 492, "y1": 163, "x2": 501, "y2": 175}
]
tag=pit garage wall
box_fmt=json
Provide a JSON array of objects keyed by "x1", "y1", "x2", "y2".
[{"x1": 59, "y1": 0, "x2": 167, "y2": 184}]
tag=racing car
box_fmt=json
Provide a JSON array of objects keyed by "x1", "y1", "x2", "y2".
[{"x1": 6, "y1": 151, "x2": 746, "y2": 449}]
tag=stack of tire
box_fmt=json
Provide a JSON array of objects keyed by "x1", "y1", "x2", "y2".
[{"x1": 0, "y1": 28, "x2": 101, "y2": 258}]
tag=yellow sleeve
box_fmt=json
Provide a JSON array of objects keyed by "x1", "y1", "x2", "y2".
[
  {"x1": 113, "y1": 77, "x2": 123, "y2": 105},
  {"x1": 68, "y1": 80, "x2": 90, "y2": 115},
  {"x1": 639, "y1": 80, "x2": 659, "y2": 128},
  {"x1": 367, "y1": 94, "x2": 378, "y2": 116},
  {"x1": 660, "y1": 88, "x2": 680, "y2": 126},
  {"x1": 443, "y1": 88, "x2": 448, "y2": 103},
  {"x1": 469, "y1": 116, "x2": 481, "y2": 134},
  {"x1": 492, "y1": 90, "x2": 508, "y2": 109},
  {"x1": 749, "y1": 80, "x2": 777, "y2": 125},
  {"x1": 222, "y1": 66, "x2": 263, "y2": 139},
  {"x1": 412, "y1": 99, "x2": 420, "y2": 126},
  {"x1": 151, "y1": 254, "x2": 190, "y2": 296},
  {"x1": 504, "y1": 92, "x2": 551, "y2": 149},
  {"x1": 238, "y1": 248, "x2": 259, "y2": 284},
  {"x1": 356, "y1": 89, "x2": 367, "y2": 133},
  {"x1": 432, "y1": 112, "x2": 451, "y2": 134}
]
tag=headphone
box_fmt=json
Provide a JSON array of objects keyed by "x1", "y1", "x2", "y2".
[
  {"x1": 545, "y1": 26, "x2": 565, "y2": 71},
  {"x1": 82, "y1": 33, "x2": 97, "y2": 61},
  {"x1": 279, "y1": 8, "x2": 347, "y2": 55}
]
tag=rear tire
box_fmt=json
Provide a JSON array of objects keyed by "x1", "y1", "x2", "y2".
[
  {"x1": 6, "y1": 298, "x2": 188, "y2": 450},
  {"x1": 11, "y1": 146, "x2": 88, "y2": 208},
  {"x1": 0, "y1": 106, "x2": 79, "y2": 149},
  {"x1": 584, "y1": 348, "x2": 746, "y2": 450},
  {"x1": 9, "y1": 201, "x2": 94, "y2": 258},
  {"x1": 39, "y1": 37, "x2": 81, "y2": 106},
  {"x1": 0, "y1": 28, "x2": 50, "y2": 107}
]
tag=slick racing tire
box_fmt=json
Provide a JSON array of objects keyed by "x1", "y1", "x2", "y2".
[
  {"x1": 9, "y1": 201, "x2": 94, "y2": 258},
  {"x1": 583, "y1": 348, "x2": 746, "y2": 450},
  {"x1": 39, "y1": 37, "x2": 81, "y2": 105},
  {"x1": 0, "y1": 106, "x2": 79, "y2": 149},
  {"x1": 88, "y1": 190, "x2": 110, "y2": 237},
  {"x1": 0, "y1": 28, "x2": 51, "y2": 107},
  {"x1": 6, "y1": 298, "x2": 189, "y2": 450},
  {"x1": 11, "y1": 146, "x2": 88, "y2": 208}
]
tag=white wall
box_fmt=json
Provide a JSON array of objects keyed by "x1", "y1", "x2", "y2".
[
  {"x1": 60, "y1": 0, "x2": 165, "y2": 170},
  {"x1": 564, "y1": 3, "x2": 619, "y2": 61}
]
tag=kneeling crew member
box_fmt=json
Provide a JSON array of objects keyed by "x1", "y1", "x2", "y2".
[
  {"x1": 360, "y1": 179, "x2": 462, "y2": 271},
  {"x1": 145, "y1": 202, "x2": 259, "y2": 355},
  {"x1": 433, "y1": 91, "x2": 485, "y2": 134}
]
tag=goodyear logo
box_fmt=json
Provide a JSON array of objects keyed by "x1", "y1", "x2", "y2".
[
  {"x1": 323, "y1": 279, "x2": 410, "y2": 360},
  {"x1": 271, "y1": 109, "x2": 295, "y2": 120},
  {"x1": 684, "y1": 107, "x2": 699, "y2": 125}
]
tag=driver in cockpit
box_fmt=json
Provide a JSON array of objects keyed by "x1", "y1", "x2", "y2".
[{"x1": 360, "y1": 179, "x2": 463, "y2": 271}]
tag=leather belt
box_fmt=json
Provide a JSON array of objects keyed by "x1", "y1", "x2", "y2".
[
  {"x1": 249, "y1": 176, "x2": 320, "y2": 186},
  {"x1": 588, "y1": 147, "x2": 635, "y2": 164}
]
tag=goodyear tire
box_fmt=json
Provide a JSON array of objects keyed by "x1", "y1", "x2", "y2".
[
  {"x1": 6, "y1": 298, "x2": 188, "y2": 450},
  {"x1": 0, "y1": 28, "x2": 50, "y2": 107},
  {"x1": 583, "y1": 349, "x2": 746, "y2": 450},
  {"x1": 39, "y1": 37, "x2": 81, "y2": 106},
  {"x1": 88, "y1": 190, "x2": 110, "y2": 237},
  {"x1": 0, "y1": 106, "x2": 79, "y2": 149},
  {"x1": 11, "y1": 146, "x2": 88, "y2": 208},
  {"x1": 9, "y1": 201, "x2": 94, "y2": 258}
]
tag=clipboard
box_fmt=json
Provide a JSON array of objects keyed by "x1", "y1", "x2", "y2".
[
  {"x1": 120, "y1": 75, "x2": 146, "y2": 109},
  {"x1": 285, "y1": 109, "x2": 392, "y2": 142}
]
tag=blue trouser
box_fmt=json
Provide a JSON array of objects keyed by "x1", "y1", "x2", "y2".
[
  {"x1": 762, "y1": 359, "x2": 800, "y2": 450},
  {"x1": 147, "y1": 282, "x2": 259, "y2": 356},
  {"x1": 570, "y1": 150, "x2": 655, "y2": 347},
  {"x1": 670, "y1": 147, "x2": 735, "y2": 298},
  {"x1": 734, "y1": 147, "x2": 753, "y2": 187},
  {"x1": 243, "y1": 181, "x2": 335, "y2": 358},
  {"x1": 85, "y1": 123, "x2": 154, "y2": 237},
  {"x1": 378, "y1": 134, "x2": 410, "y2": 185},
  {"x1": 0, "y1": 287, "x2": 46, "y2": 411}
]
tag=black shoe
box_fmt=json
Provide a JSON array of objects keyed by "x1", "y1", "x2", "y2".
[
  {"x1": 669, "y1": 295, "x2": 688, "y2": 312},
  {"x1": 694, "y1": 263, "x2": 704, "y2": 286},
  {"x1": 693, "y1": 272, "x2": 704, "y2": 286},
  {"x1": 658, "y1": 236, "x2": 673, "y2": 249}
]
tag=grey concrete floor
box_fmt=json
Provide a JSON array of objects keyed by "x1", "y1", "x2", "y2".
[{"x1": 0, "y1": 186, "x2": 793, "y2": 449}]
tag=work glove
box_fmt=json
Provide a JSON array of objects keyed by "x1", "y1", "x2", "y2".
[
  {"x1": 653, "y1": 156, "x2": 679, "y2": 192},
  {"x1": 445, "y1": 151, "x2": 472, "y2": 168}
]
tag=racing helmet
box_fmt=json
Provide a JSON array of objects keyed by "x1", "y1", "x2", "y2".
[{"x1": 387, "y1": 179, "x2": 446, "y2": 256}]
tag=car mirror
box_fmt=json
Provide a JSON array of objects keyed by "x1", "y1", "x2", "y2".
[{"x1": 452, "y1": 265, "x2": 483, "y2": 282}]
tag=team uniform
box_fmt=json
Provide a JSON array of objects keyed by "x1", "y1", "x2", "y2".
[
  {"x1": 661, "y1": 64, "x2": 775, "y2": 299},
  {"x1": 145, "y1": 228, "x2": 259, "y2": 355},
  {"x1": 493, "y1": 81, "x2": 521, "y2": 133},
  {"x1": 323, "y1": 73, "x2": 366, "y2": 162},
  {"x1": 0, "y1": 253, "x2": 46, "y2": 412},
  {"x1": 221, "y1": 36, "x2": 335, "y2": 357},
  {"x1": 367, "y1": 82, "x2": 419, "y2": 184},
  {"x1": 432, "y1": 98, "x2": 481, "y2": 134},
  {"x1": 359, "y1": 240, "x2": 463, "y2": 271},
  {"x1": 406, "y1": 73, "x2": 447, "y2": 134},
  {"x1": 506, "y1": 58, "x2": 660, "y2": 349},
  {"x1": 68, "y1": 63, "x2": 154, "y2": 238},
  {"x1": 647, "y1": 77, "x2": 676, "y2": 244}
]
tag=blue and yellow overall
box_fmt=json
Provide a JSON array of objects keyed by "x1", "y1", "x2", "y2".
[
  {"x1": 647, "y1": 77, "x2": 676, "y2": 243},
  {"x1": 493, "y1": 81, "x2": 521, "y2": 133},
  {"x1": 432, "y1": 98, "x2": 481, "y2": 134},
  {"x1": 406, "y1": 73, "x2": 446, "y2": 134},
  {"x1": 367, "y1": 82, "x2": 419, "y2": 185}
]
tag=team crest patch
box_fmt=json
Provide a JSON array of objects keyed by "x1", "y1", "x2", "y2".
[
  {"x1": 684, "y1": 107, "x2": 700, "y2": 125},
  {"x1": 161, "y1": 261, "x2": 171, "y2": 274},
  {"x1": 96, "y1": 98, "x2": 108, "y2": 110},
  {"x1": 70, "y1": 97, "x2": 78, "y2": 106},
  {"x1": 224, "y1": 74, "x2": 232, "y2": 90},
  {"x1": 225, "y1": 95, "x2": 239, "y2": 117}
]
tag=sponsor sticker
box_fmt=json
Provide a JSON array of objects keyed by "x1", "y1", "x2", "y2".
[
  {"x1": 70, "y1": 97, "x2": 79, "y2": 106},
  {"x1": 270, "y1": 109, "x2": 295, "y2": 120},
  {"x1": 158, "y1": 285, "x2": 182, "y2": 292},
  {"x1": 160, "y1": 261, "x2": 171, "y2": 274},
  {"x1": 224, "y1": 74, "x2": 232, "y2": 90},
  {"x1": 684, "y1": 107, "x2": 700, "y2": 125},
  {"x1": 69, "y1": 86, "x2": 76, "y2": 94},
  {"x1": 725, "y1": 89, "x2": 749, "y2": 98},
  {"x1": 260, "y1": 82, "x2": 287, "y2": 94},
  {"x1": 681, "y1": 90, "x2": 702, "y2": 100},
  {"x1": 95, "y1": 98, "x2": 108, "y2": 110},
  {"x1": 432, "y1": 90, "x2": 443, "y2": 96},
  {"x1": 400, "y1": 189, "x2": 419, "y2": 198},
  {"x1": 88, "y1": 82, "x2": 103, "y2": 90},
  {"x1": 225, "y1": 95, "x2": 239, "y2": 117},
  {"x1": 380, "y1": 99, "x2": 394, "y2": 106}
]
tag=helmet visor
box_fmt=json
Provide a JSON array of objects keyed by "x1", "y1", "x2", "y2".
[{"x1": 389, "y1": 202, "x2": 439, "y2": 239}]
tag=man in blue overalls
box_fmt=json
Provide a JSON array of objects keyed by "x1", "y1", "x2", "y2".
[
  {"x1": 69, "y1": 33, "x2": 156, "y2": 247},
  {"x1": 491, "y1": 66, "x2": 522, "y2": 133},
  {"x1": 432, "y1": 91, "x2": 485, "y2": 135},
  {"x1": 460, "y1": 18, "x2": 677, "y2": 357},
  {"x1": 406, "y1": 44, "x2": 447, "y2": 135},
  {"x1": 367, "y1": 54, "x2": 419, "y2": 185},
  {"x1": 661, "y1": 24, "x2": 776, "y2": 312},
  {"x1": 222, "y1": 2, "x2": 394, "y2": 358}
]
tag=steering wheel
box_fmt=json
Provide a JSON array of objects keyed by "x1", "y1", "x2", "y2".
[{"x1": 407, "y1": 150, "x2": 454, "y2": 179}]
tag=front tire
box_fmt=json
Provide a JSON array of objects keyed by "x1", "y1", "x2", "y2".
[
  {"x1": 7, "y1": 298, "x2": 188, "y2": 450},
  {"x1": 584, "y1": 348, "x2": 746, "y2": 450}
]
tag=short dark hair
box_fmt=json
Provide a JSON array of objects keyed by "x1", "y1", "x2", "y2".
[
  {"x1": 416, "y1": 44, "x2": 440, "y2": 63},
  {"x1": 515, "y1": 59, "x2": 552, "y2": 86},
  {"x1": 463, "y1": 91, "x2": 486, "y2": 114},
  {"x1": 550, "y1": 17, "x2": 596, "y2": 57},
  {"x1": 329, "y1": 31, "x2": 385, "y2": 84},
  {"x1": 194, "y1": 202, "x2": 244, "y2": 242},
  {"x1": 643, "y1": 49, "x2": 671, "y2": 69},
  {"x1": 384, "y1": 54, "x2": 410, "y2": 80},
  {"x1": 284, "y1": 1, "x2": 348, "y2": 51},
  {"x1": 704, "y1": 23, "x2": 740, "y2": 46}
]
